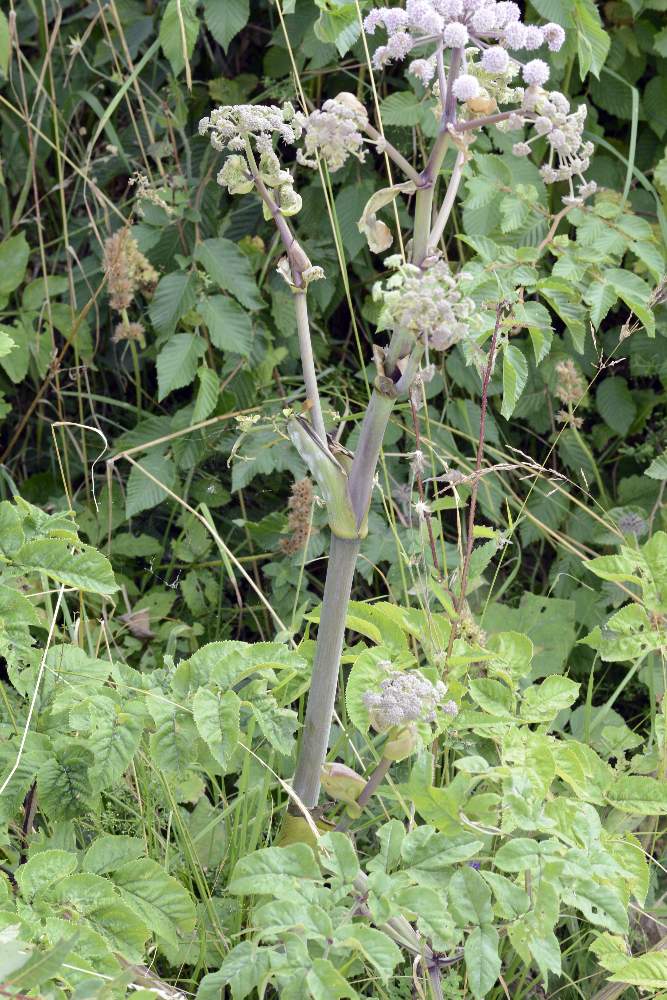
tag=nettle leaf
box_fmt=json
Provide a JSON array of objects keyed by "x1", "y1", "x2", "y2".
[
  {"x1": 16, "y1": 850, "x2": 78, "y2": 901},
  {"x1": 596, "y1": 377, "x2": 636, "y2": 437},
  {"x1": 194, "y1": 238, "x2": 263, "y2": 311},
  {"x1": 573, "y1": 0, "x2": 610, "y2": 78},
  {"x1": 125, "y1": 452, "x2": 177, "y2": 518},
  {"x1": 203, "y1": 0, "x2": 249, "y2": 52},
  {"x1": 198, "y1": 295, "x2": 253, "y2": 355},
  {"x1": 156, "y1": 333, "x2": 206, "y2": 401},
  {"x1": 645, "y1": 453, "x2": 667, "y2": 480},
  {"x1": 586, "y1": 280, "x2": 617, "y2": 329},
  {"x1": 0, "y1": 232, "x2": 30, "y2": 296},
  {"x1": 149, "y1": 272, "x2": 197, "y2": 337},
  {"x1": 15, "y1": 538, "x2": 118, "y2": 595},
  {"x1": 604, "y1": 268, "x2": 655, "y2": 336},
  {"x1": 465, "y1": 923, "x2": 501, "y2": 1000},
  {"x1": 501, "y1": 344, "x2": 528, "y2": 419},
  {"x1": 110, "y1": 858, "x2": 196, "y2": 946},
  {"x1": 192, "y1": 688, "x2": 240, "y2": 769},
  {"x1": 379, "y1": 91, "x2": 423, "y2": 127},
  {"x1": 159, "y1": 0, "x2": 200, "y2": 77}
]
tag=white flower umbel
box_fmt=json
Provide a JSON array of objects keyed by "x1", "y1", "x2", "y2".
[
  {"x1": 362, "y1": 670, "x2": 455, "y2": 731},
  {"x1": 296, "y1": 95, "x2": 368, "y2": 173},
  {"x1": 373, "y1": 257, "x2": 475, "y2": 352}
]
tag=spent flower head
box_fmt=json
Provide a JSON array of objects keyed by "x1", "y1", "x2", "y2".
[
  {"x1": 554, "y1": 358, "x2": 586, "y2": 406},
  {"x1": 103, "y1": 230, "x2": 158, "y2": 312}
]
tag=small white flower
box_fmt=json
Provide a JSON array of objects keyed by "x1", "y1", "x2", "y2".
[
  {"x1": 543, "y1": 22, "x2": 566, "y2": 52},
  {"x1": 481, "y1": 46, "x2": 510, "y2": 74},
  {"x1": 523, "y1": 25, "x2": 545, "y2": 50},
  {"x1": 523, "y1": 59, "x2": 550, "y2": 86},
  {"x1": 443, "y1": 22, "x2": 469, "y2": 47},
  {"x1": 453, "y1": 73, "x2": 481, "y2": 101}
]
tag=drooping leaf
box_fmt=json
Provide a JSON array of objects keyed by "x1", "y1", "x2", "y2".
[
  {"x1": 16, "y1": 539, "x2": 118, "y2": 594},
  {"x1": 159, "y1": 0, "x2": 200, "y2": 77},
  {"x1": 194, "y1": 239, "x2": 263, "y2": 311},
  {"x1": 203, "y1": 0, "x2": 249, "y2": 52},
  {"x1": 0, "y1": 233, "x2": 30, "y2": 296},
  {"x1": 501, "y1": 344, "x2": 528, "y2": 419},
  {"x1": 156, "y1": 332, "x2": 206, "y2": 401}
]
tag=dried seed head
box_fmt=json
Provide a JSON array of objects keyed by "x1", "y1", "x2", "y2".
[
  {"x1": 103, "y1": 230, "x2": 158, "y2": 312},
  {"x1": 555, "y1": 359, "x2": 586, "y2": 406},
  {"x1": 281, "y1": 477, "x2": 314, "y2": 556}
]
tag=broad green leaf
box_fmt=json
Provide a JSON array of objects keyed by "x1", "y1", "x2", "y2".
[
  {"x1": 148, "y1": 271, "x2": 197, "y2": 337},
  {"x1": 314, "y1": 6, "x2": 360, "y2": 56},
  {"x1": 465, "y1": 924, "x2": 501, "y2": 999},
  {"x1": 469, "y1": 678, "x2": 514, "y2": 718},
  {"x1": 16, "y1": 850, "x2": 78, "y2": 900},
  {"x1": 563, "y1": 879, "x2": 628, "y2": 933},
  {"x1": 198, "y1": 295, "x2": 253, "y2": 355},
  {"x1": 501, "y1": 344, "x2": 528, "y2": 419},
  {"x1": 86, "y1": 900, "x2": 151, "y2": 961},
  {"x1": 111, "y1": 858, "x2": 196, "y2": 945},
  {"x1": 193, "y1": 366, "x2": 219, "y2": 423},
  {"x1": 401, "y1": 826, "x2": 484, "y2": 870},
  {"x1": 194, "y1": 239, "x2": 263, "y2": 311},
  {"x1": 586, "y1": 281, "x2": 617, "y2": 329},
  {"x1": 574, "y1": 0, "x2": 610, "y2": 78},
  {"x1": 37, "y1": 746, "x2": 94, "y2": 819},
  {"x1": 83, "y1": 835, "x2": 145, "y2": 875},
  {"x1": 203, "y1": 0, "x2": 249, "y2": 51},
  {"x1": 15, "y1": 538, "x2": 117, "y2": 594},
  {"x1": 609, "y1": 950, "x2": 667, "y2": 988},
  {"x1": 494, "y1": 838, "x2": 542, "y2": 872},
  {"x1": 379, "y1": 91, "x2": 422, "y2": 127},
  {"x1": 306, "y1": 958, "x2": 359, "y2": 999},
  {"x1": 596, "y1": 377, "x2": 636, "y2": 437},
  {"x1": 51, "y1": 872, "x2": 117, "y2": 914},
  {"x1": 198, "y1": 942, "x2": 271, "y2": 1000},
  {"x1": 645, "y1": 453, "x2": 667, "y2": 480},
  {"x1": 448, "y1": 866, "x2": 494, "y2": 926},
  {"x1": 88, "y1": 699, "x2": 144, "y2": 789},
  {"x1": 156, "y1": 332, "x2": 206, "y2": 401},
  {"x1": 192, "y1": 688, "x2": 240, "y2": 769},
  {"x1": 0, "y1": 233, "x2": 29, "y2": 296},
  {"x1": 125, "y1": 452, "x2": 177, "y2": 518},
  {"x1": 332, "y1": 924, "x2": 401, "y2": 982},
  {"x1": 159, "y1": 0, "x2": 200, "y2": 76},
  {"x1": 319, "y1": 832, "x2": 360, "y2": 884},
  {"x1": 521, "y1": 676, "x2": 580, "y2": 723},
  {"x1": 606, "y1": 775, "x2": 667, "y2": 815},
  {"x1": 2, "y1": 934, "x2": 77, "y2": 992},
  {"x1": 604, "y1": 268, "x2": 655, "y2": 336},
  {"x1": 228, "y1": 844, "x2": 321, "y2": 896}
]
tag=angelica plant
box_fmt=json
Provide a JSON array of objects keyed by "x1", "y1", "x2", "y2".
[{"x1": 198, "y1": 0, "x2": 601, "y2": 826}]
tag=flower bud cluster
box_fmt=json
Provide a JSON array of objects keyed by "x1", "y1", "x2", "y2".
[
  {"x1": 296, "y1": 94, "x2": 369, "y2": 173},
  {"x1": 363, "y1": 669, "x2": 457, "y2": 731},
  {"x1": 373, "y1": 258, "x2": 475, "y2": 352},
  {"x1": 199, "y1": 103, "x2": 303, "y2": 216},
  {"x1": 363, "y1": 1, "x2": 564, "y2": 79}
]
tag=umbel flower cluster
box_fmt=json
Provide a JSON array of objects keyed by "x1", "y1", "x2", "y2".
[
  {"x1": 364, "y1": 0, "x2": 565, "y2": 83},
  {"x1": 297, "y1": 94, "x2": 368, "y2": 173},
  {"x1": 198, "y1": 103, "x2": 303, "y2": 217},
  {"x1": 363, "y1": 669, "x2": 457, "y2": 731},
  {"x1": 373, "y1": 257, "x2": 476, "y2": 351}
]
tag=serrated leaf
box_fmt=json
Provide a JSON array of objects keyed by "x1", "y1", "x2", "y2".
[
  {"x1": 379, "y1": 91, "x2": 422, "y2": 127},
  {"x1": 645, "y1": 453, "x2": 667, "y2": 480},
  {"x1": 448, "y1": 866, "x2": 494, "y2": 925},
  {"x1": 125, "y1": 452, "x2": 177, "y2": 518},
  {"x1": 604, "y1": 268, "x2": 655, "y2": 336},
  {"x1": 16, "y1": 850, "x2": 78, "y2": 900},
  {"x1": 16, "y1": 538, "x2": 118, "y2": 594},
  {"x1": 521, "y1": 676, "x2": 580, "y2": 723},
  {"x1": 574, "y1": 0, "x2": 610, "y2": 78},
  {"x1": 156, "y1": 333, "x2": 206, "y2": 401},
  {"x1": 228, "y1": 844, "x2": 321, "y2": 896},
  {"x1": 606, "y1": 775, "x2": 667, "y2": 815},
  {"x1": 88, "y1": 700, "x2": 144, "y2": 789},
  {"x1": 37, "y1": 746, "x2": 94, "y2": 819},
  {"x1": 192, "y1": 688, "x2": 240, "y2": 769},
  {"x1": 111, "y1": 858, "x2": 196, "y2": 945},
  {"x1": 198, "y1": 295, "x2": 253, "y2": 355},
  {"x1": 203, "y1": 0, "x2": 248, "y2": 52},
  {"x1": 194, "y1": 238, "x2": 263, "y2": 311},
  {"x1": 501, "y1": 344, "x2": 528, "y2": 419},
  {"x1": 192, "y1": 367, "x2": 219, "y2": 423},
  {"x1": 596, "y1": 377, "x2": 636, "y2": 436},
  {"x1": 149, "y1": 272, "x2": 197, "y2": 337},
  {"x1": 84, "y1": 835, "x2": 146, "y2": 875},
  {"x1": 586, "y1": 281, "x2": 617, "y2": 329},
  {"x1": 159, "y1": 0, "x2": 199, "y2": 77}
]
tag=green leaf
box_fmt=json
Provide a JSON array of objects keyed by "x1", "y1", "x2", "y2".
[
  {"x1": 198, "y1": 295, "x2": 254, "y2": 355},
  {"x1": 306, "y1": 958, "x2": 359, "y2": 999},
  {"x1": 125, "y1": 452, "x2": 177, "y2": 518},
  {"x1": 228, "y1": 844, "x2": 321, "y2": 896},
  {"x1": 332, "y1": 924, "x2": 401, "y2": 983},
  {"x1": 88, "y1": 700, "x2": 144, "y2": 789},
  {"x1": 194, "y1": 239, "x2": 263, "y2": 311},
  {"x1": 156, "y1": 332, "x2": 206, "y2": 401},
  {"x1": 192, "y1": 688, "x2": 240, "y2": 769},
  {"x1": 448, "y1": 867, "x2": 494, "y2": 926},
  {"x1": 379, "y1": 91, "x2": 422, "y2": 127},
  {"x1": 16, "y1": 850, "x2": 78, "y2": 900},
  {"x1": 654, "y1": 25, "x2": 667, "y2": 57},
  {"x1": 596, "y1": 378, "x2": 637, "y2": 437},
  {"x1": 319, "y1": 832, "x2": 360, "y2": 884},
  {"x1": 606, "y1": 775, "x2": 667, "y2": 815},
  {"x1": 2, "y1": 934, "x2": 77, "y2": 992},
  {"x1": 0, "y1": 233, "x2": 29, "y2": 296},
  {"x1": 521, "y1": 676, "x2": 580, "y2": 723},
  {"x1": 604, "y1": 268, "x2": 655, "y2": 337},
  {"x1": 501, "y1": 344, "x2": 528, "y2": 419},
  {"x1": 149, "y1": 272, "x2": 197, "y2": 337},
  {"x1": 314, "y1": 6, "x2": 360, "y2": 56},
  {"x1": 469, "y1": 678, "x2": 514, "y2": 719},
  {"x1": 37, "y1": 746, "x2": 94, "y2": 819},
  {"x1": 83, "y1": 835, "x2": 145, "y2": 875},
  {"x1": 0, "y1": 9, "x2": 10, "y2": 77},
  {"x1": 609, "y1": 950, "x2": 667, "y2": 989},
  {"x1": 586, "y1": 281, "x2": 617, "y2": 329},
  {"x1": 159, "y1": 0, "x2": 200, "y2": 77},
  {"x1": 203, "y1": 0, "x2": 249, "y2": 51},
  {"x1": 574, "y1": 0, "x2": 610, "y2": 78},
  {"x1": 465, "y1": 924, "x2": 501, "y2": 999},
  {"x1": 16, "y1": 538, "x2": 118, "y2": 594},
  {"x1": 193, "y1": 366, "x2": 219, "y2": 423},
  {"x1": 645, "y1": 453, "x2": 667, "y2": 480},
  {"x1": 111, "y1": 858, "x2": 196, "y2": 945}
]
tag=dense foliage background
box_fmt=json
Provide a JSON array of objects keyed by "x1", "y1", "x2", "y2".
[{"x1": 0, "y1": 1, "x2": 666, "y2": 997}]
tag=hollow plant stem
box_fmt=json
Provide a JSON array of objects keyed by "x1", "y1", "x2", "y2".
[
  {"x1": 291, "y1": 534, "x2": 361, "y2": 809},
  {"x1": 294, "y1": 291, "x2": 326, "y2": 441}
]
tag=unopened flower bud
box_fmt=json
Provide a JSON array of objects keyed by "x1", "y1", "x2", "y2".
[
  {"x1": 383, "y1": 724, "x2": 418, "y2": 762},
  {"x1": 321, "y1": 762, "x2": 367, "y2": 817}
]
